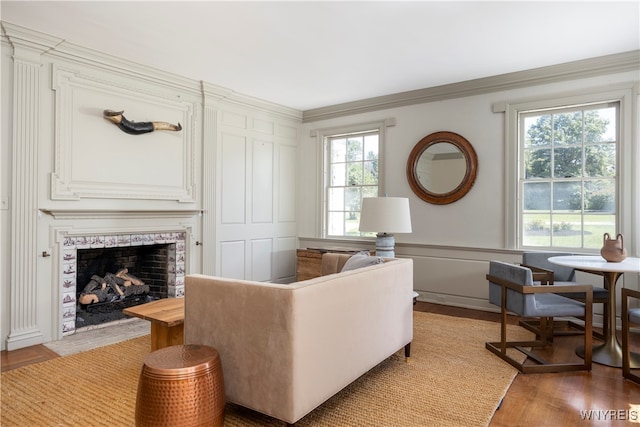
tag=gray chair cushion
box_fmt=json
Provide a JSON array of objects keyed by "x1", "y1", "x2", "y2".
[
  {"x1": 489, "y1": 261, "x2": 534, "y2": 316},
  {"x1": 523, "y1": 252, "x2": 608, "y2": 301},
  {"x1": 488, "y1": 261, "x2": 585, "y2": 318},
  {"x1": 533, "y1": 294, "x2": 587, "y2": 317},
  {"x1": 630, "y1": 308, "x2": 640, "y2": 324},
  {"x1": 522, "y1": 252, "x2": 576, "y2": 282},
  {"x1": 555, "y1": 285, "x2": 608, "y2": 301}
]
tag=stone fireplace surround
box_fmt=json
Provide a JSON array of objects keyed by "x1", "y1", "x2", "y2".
[{"x1": 61, "y1": 231, "x2": 186, "y2": 335}]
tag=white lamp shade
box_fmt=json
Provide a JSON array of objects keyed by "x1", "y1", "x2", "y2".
[{"x1": 359, "y1": 197, "x2": 412, "y2": 233}]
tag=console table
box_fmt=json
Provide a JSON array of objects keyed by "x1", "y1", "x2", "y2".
[{"x1": 296, "y1": 247, "x2": 368, "y2": 281}]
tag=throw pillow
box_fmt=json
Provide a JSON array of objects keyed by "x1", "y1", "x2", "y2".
[{"x1": 340, "y1": 254, "x2": 384, "y2": 272}]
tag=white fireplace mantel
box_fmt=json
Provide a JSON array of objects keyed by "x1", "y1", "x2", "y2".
[{"x1": 41, "y1": 209, "x2": 203, "y2": 220}]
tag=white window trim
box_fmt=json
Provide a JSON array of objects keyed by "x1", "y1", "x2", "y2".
[
  {"x1": 496, "y1": 85, "x2": 634, "y2": 250},
  {"x1": 310, "y1": 118, "x2": 395, "y2": 238}
]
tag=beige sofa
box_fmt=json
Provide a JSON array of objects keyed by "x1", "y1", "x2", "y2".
[{"x1": 184, "y1": 254, "x2": 414, "y2": 424}]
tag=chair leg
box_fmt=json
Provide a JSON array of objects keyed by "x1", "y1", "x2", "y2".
[
  {"x1": 539, "y1": 317, "x2": 551, "y2": 346},
  {"x1": 567, "y1": 302, "x2": 608, "y2": 341},
  {"x1": 486, "y1": 313, "x2": 592, "y2": 374},
  {"x1": 622, "y1": 297, "x2": 640, "y2": 383},
  {"x1": 582, "y1": 302, "x2": 592, "y2": 371},
  {"x1": 519, "y1": 317, "x2": 573, "y2": 343}
]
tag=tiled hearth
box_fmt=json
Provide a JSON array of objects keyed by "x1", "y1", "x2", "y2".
[{"x1": 61, "y1": 232, "x2": 186, "y2": 335}]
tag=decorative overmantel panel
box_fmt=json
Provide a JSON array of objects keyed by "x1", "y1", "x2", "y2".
[{"x1": 50, "y1": 63, "x2": 198, "y2": 202}]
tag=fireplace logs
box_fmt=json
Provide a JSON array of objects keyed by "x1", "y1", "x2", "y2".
[{"x1": 79, "y1": 268, "x2": 150, "y2": 305}]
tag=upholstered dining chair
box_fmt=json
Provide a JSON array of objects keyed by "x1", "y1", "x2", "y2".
[
  {"x1": 486, "y1": 260, "x2": 593, "y2": 373},
  {"x1": 520, "y1": 252, "x2": 608, "y2": 341},
  {"x1": 622, "y1": 287, "x2": 640, "y2": 383}
]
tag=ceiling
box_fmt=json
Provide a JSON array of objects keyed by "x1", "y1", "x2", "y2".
[{"x1": 1, "y1": 1, "x2": 639, "y2": 111}]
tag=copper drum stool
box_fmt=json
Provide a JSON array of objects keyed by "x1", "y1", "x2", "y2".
[{"x1": 135, "y1": 344, "x2": 225, "y2": 427}]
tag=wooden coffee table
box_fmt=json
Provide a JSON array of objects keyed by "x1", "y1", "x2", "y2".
[{"x1": 123, "y1": 297, "x2": 185, "y2": 351}]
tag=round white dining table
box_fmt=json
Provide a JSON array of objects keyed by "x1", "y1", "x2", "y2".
[{"x1": 549, "y1": 255, "x2": 640, "y2": 368}]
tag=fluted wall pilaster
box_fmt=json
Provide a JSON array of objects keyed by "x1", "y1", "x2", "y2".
[
  {"x1": 201, "y1": 102, "x2": 218, "y2": 276},
  {"x1": 6, "y1": 45, "x2": 44, "y2": 350}
]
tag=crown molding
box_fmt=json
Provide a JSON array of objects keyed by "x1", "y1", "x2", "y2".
[
  {"x1": 1, "y1": 21, "x2": 63, "y2": 52},
  {"x1": 205, "y1": 83, "x2": 303, "y2": 121},
  {"x1": 302, "y1": 50, "x2": 640, "y2": 123},
  {"x1": 2, "y1": 20, "x2": 302, "y2": 119}
]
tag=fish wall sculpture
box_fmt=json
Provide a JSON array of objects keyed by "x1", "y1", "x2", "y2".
[{"x1": 103, "y1": 110, "x2": 182, "y2": 135}]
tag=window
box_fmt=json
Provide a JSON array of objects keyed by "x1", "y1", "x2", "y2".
[
  {"x1": 518, "y1": 102, "x2": 618, "y2": 250},
  {"x1": 325, "y1": 130, "x2": 380, "y2": 237}
]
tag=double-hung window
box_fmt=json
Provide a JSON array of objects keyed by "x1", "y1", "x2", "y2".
[
  {"x1": 325, "y1": 129, "x2": 380, "y2": 237},
  {"x1": 519, "y1": 102, "x2": 619, "y2": 250}
]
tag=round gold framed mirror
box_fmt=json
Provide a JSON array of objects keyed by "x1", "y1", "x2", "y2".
[{"x1": 406, "y1": 131, "x2": 478, "y2": 205}]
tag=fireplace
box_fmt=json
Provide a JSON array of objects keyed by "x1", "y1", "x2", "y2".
[{"x1": 61, "y1": 232, "x2": 186, "y2": 335}]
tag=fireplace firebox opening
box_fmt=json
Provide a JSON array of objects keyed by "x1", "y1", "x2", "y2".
[
  {"x1": 61, "y1": 232, "x2": 186, "y2": 335},
  {"x1": 74, "y1": 244, "x2": 172, "y2": 329}
]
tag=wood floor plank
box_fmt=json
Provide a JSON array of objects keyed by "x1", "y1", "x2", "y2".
[{"x1": 1, "y1": 344, "x2": 59, "y2": 372}]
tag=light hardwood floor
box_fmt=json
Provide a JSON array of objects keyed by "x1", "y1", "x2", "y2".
[{"x1": 2, "y1": 302, "x2": 639, "y2": 426}]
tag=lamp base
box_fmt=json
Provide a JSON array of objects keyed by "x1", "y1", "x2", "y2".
[{"x1": 375, "y1": 233, "x2": 396, "y2": 258}]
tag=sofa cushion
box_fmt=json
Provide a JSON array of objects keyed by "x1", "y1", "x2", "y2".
[{"x1": 340, "y1": 254, "x2": 384, "y2": 272}]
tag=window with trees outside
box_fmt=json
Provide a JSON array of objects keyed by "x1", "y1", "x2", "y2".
[
  {"x1": 326, "y1": 130, "x2": 379, "y2": 237},
  {"x1": 519, "y1": 102, "x2": 618, "y2": 250}
]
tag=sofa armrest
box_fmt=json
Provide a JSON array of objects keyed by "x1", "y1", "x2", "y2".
[{"x1": 185, "y1": 276, "x2": 297, "y2": 420}]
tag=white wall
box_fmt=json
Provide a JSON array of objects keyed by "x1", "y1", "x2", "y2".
[{"x1": 298, "y1": 69, "x2": 640, "y2": 320}]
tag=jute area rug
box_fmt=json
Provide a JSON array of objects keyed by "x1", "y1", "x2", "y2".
[{"x1": 1, "y1": 311, "x2": 531, "y2": 426}]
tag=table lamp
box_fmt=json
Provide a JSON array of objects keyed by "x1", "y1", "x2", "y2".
[{"x1": 359, "y1": 197, "x2": 412, "y2": 257}]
